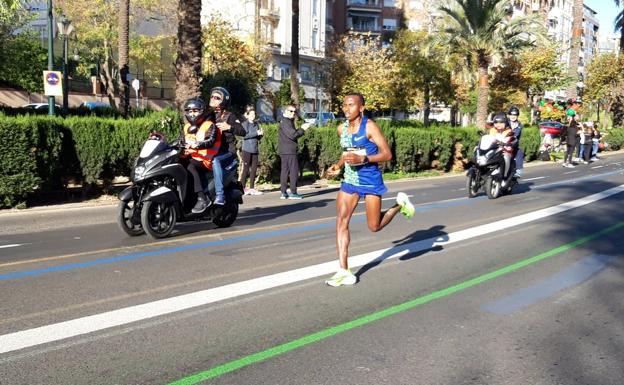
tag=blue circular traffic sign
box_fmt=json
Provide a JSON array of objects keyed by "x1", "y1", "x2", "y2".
[{"x1": 46, "y1": 72, "x2": 60, "y2": 86}]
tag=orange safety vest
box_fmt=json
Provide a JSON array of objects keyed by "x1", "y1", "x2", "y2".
[{"x1": 184, "y1": 120, "x2": 221, "y2": 169}]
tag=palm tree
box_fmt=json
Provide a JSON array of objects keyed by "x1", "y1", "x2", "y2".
[
  {"x1": 615, "y1": 1, "x2": 624, "y2": 52},
  {"x1": 290, "y1": 0, "x2": 300, "y2": 108},
  {"x1": 436, "y1": 0, "x2": 543, "y2": 128},
  {"x1": 175, "y1": 0, "x2": 203, "y2": 108},
  {"x1": 565, "y1": 0, "x2": 583, "y2": 99},
  {"x1": 118, "y1": 0, "x2": 130, "y2": 117}
]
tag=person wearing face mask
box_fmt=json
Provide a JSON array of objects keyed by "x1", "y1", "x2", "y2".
[
  {"x1": 208, "y1": 87, "x2": 246, "y2": 205},
  {"x1": 277, "y1": 104, "x2": 311, "y2": 200},
  {"x1": 507, "y1": 106, "x2": 524, "y2": 178},
  {"x1": 241, "y1": 105, "x2": 264, "y2": 195}
]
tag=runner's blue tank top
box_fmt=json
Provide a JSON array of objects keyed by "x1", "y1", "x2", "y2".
[{"x1": 340, "y1": 116, "x2": 387, "y2": 195}]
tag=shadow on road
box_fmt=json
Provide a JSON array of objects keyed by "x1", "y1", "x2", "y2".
[{"x1": 355, "y1": 225, "x2": 449, "y2": 278}]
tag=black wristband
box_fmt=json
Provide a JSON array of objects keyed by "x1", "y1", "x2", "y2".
[{"x1": 363, "y1": 155, "x2": 369, "y2": 164}]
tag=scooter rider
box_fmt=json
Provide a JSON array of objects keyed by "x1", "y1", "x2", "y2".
[
  {"x1": 182, "y1": 98, "x2": 222, "y2": 213},
  {"x1": 488, "y1": 112, "x2": 517, "y2": 186},
  {"x1": 208, "y1": 87, "x2": 246, "y2": 205},
  {"x1": 507, "y1": 106, "x2": 524, "y2": 178}
]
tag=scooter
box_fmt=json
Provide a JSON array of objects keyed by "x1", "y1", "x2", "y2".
[
  {"x1": 117, "y1": 132, "x2": 244, "y2": 239},
  {"x1": 466, "y1": 133, "x2": 518, "y2": 199}
]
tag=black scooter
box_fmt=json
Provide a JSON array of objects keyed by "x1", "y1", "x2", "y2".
[
  {"x1": 117, "y1": 132, "x2": 243, "y2": 239},
  {"x1": 466, "y1": 133, "x2": 517, "y2": 199}
]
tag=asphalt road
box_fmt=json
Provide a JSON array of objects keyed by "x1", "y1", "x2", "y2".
[{"x1": 1, "y1": 154, "x2": 624, "y2": 385}]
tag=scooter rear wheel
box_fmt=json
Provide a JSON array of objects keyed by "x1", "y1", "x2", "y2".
[
  {"x1": 213, "y1": 201, "x2": 239, "y2": 228},
  {"x1": 141, "y1": 200, "x2": 177, "y2": 239}
]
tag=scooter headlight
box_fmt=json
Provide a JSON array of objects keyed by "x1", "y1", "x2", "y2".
[
  {"x1": 477, "y1": 155, "x2": 487, "y2": 166},
  {"x1": 134, "y1": 165, "x2": 146, "y2": 180}
]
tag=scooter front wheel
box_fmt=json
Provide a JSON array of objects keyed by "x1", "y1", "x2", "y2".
[
  {"x1": 141, "y1": 200, "x2": 177, "y2": 239},
  {"x1": 466, "y1": 172, "x2": 480, "y2": 198},
  {"x1": 117, "y1": 200, "x2": 144, "y2": 236},
  {"x1": 485, "y1": 176, "x2": 501, "y2": 199}
]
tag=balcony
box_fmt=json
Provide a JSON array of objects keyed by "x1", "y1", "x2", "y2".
[
  {"x1": 347, "y1": 0, "x2": 382, "y2": 11},
  {"x1": 260, "y1": 7, "x2": 280, "y2": 20}
]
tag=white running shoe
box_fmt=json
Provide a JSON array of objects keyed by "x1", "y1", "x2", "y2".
[
  {"x1": 325, "y1": 268, "x2": 357, "y2": 287},
  {"x1": 396, "y1": 192, "x2": 415, "y2": 219}
]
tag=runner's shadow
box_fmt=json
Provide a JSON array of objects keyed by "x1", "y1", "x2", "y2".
[{"x1": 355, "y1": 225, "x2": 449, "y2": 278}]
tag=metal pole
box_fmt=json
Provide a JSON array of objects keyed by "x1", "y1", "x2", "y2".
[
  {"x1": 62, "y1": 34, "x2": 68, "y2": 114},
  {"x1": 47, "y1": 0, "x2": 55, "y2": 116}
]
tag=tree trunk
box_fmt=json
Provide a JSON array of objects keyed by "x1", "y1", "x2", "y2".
[
  {"x1": 290, "y1": 0, "x2": 300, "y2": 108},
  {"x1": 175, "y1": 0, "x2": 203, "y2": 109},
  {"x1": 476, "y1": 53, "x2": 489, "y2": 129},
  {"x1": 118, "y1": 0, "x2": 130, "y2": 117},
  {"x1": 423, "y1": 81, "x2": 430, "y2": 126},
  {"x1": 620, "y1": 27, "x2": 624, "y2": 53},
  {"x1": 565, "y1": 0, "x2": 583, "y2": 99}
]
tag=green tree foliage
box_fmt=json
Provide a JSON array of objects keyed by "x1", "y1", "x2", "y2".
[
  {"x1": 392, "y1": 30, "x2": 454, "y2": 125},
  {"x1": 327, "y1": 35, "x2": 399, "y2": 112},
  {"x1": 585, "y1": 53, "x2": 624, "y2": 129},
  {"x1": 57, "y1": 0, "x2": 176, "y2": 108},
  {"x1": 201, "y1": 18, "x2": 267, "y2": 112},
  {"x1": 0, "y1": 33, "x2": 47, "y2": 93},
  {"x1": 435, "y1": 0, "x2": 546, "y2": 128}
]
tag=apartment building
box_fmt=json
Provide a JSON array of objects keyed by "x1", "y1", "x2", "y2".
[
  {"x1": 203, "y1": 0, "x2": 328, "y2": 116},
  {"x1": 329, "y1": 0, "x2": 403, "y2": 39}
]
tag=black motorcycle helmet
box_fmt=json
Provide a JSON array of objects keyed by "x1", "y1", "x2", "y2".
[
  {"x1": 508, "y1": 106, "x2": 520, "y2": 116},
  {"x1": 492, "y1": 112, "x2": 508, "y2": 129},
  {"x1": 183, "y1": 98, "x2": 206, "y2": 126},
  {"x1": 210, "y1": 86, "x2": 231, "y2": 109}
]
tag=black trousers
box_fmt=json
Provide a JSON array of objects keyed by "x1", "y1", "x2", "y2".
[
  {"x1": 565, "y1": 142, "x2": 576, "y2": 164},
  {"x1": 187, "y1": 159, "x2": 207, "y2": 194},
  {"x1": 241, "y1": 151, "x2": 259, "y2": 189},
  {"x1": 279, "y1": 154, "x2": 299, "y2": 194}
]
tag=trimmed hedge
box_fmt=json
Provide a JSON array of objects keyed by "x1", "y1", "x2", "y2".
[{"x1": 2, "y1": 111, "x2": 621, "y2": 208}]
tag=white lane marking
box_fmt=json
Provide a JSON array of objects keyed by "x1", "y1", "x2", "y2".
[
  {"x1": 1, "y1": 184, "x2": 623, "y2": 355},
  {"x1": 591, "y1": 166, "x2": 604, "y2": 169},
  {"x1": 563, "y1": 171, "x2": 579, "y2": 174},
  {"x1": 0, "y1": 244, "x2": 23, "y2": 249},
  {"x1": 523, "y1": 176, "x2": 547, "y2": 181}
]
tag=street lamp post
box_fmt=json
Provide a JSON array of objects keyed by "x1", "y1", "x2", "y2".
[
  {"x1": 57, "y1": 15, "x2": 74, "y2": 115},
  {"x1": 47, "y1": 0, "x2": 55, "y2": 116}
]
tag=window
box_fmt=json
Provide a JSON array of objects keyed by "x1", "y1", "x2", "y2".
[
  {"x1": 300, "y1": 65, "x2": 313, "y2": 82},
  {"x1": 348, "y1": 12, "x2": 379, "y2": 31},
  {"x1": 280, "y1": 64, "x2": 291, "y2": 80},
  {"x1": 383, "y1": 19, "x2": 397, "y2": 31},
  {"x1": 384, "y1": 0, "x2": 396, "y2": 6},
  {"x1": 312, "y1": 30, "x2": 318, "y2": 50}
]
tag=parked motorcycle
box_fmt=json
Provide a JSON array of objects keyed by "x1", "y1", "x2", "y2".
[
  {"x1": 117, "y1": 132, "x2": 243, "y2": 239},
  {"x1": 466, "y1": 133, "x2": 518, "y2": 199}
]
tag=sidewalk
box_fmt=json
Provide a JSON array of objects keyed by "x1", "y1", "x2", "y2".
[{"x1": 2, "y1": 149, "x2": 622, "y2": 216}]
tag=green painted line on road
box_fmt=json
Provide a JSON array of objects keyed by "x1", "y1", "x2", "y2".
[{"x1": 167, "y1": 220, "x2": 624, "y2": 385}]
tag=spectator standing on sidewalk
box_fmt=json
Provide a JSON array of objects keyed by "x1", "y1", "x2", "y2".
[
  {"x1": 563, "y1": 111, "x2": 579, "y2": 168},
  {"x1": 241, "y1": 105, "x2": 263, "y2": 195},
  {"x1": 507, "y1": 106, "x2": 524, "y2": 177},
  {"x1": 591, "y1": 125, "x2": 601, "y2": 161},
  {"x1": 278, "y1": 104, "x2": 311, "y2": 200},
  {"x1": 324, "y1": 93, "x2": 415, "y2": 287}
]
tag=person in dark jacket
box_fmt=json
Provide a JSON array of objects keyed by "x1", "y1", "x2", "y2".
[
  {"x1": 278, "y1": 104, "x2": 312, "y2": 199},
  {"x1": 563, "y1": 111, "x2": 579, "y2": 168},
  {"x1": 507, "y1": 106, "x2": 524, "y2": 177},
  {"x1": 241, "y1": 105, "x2": 263, "y2": 195},
  {"x1": 208, "y1": 87, "x2": 246, "y2": 205}
]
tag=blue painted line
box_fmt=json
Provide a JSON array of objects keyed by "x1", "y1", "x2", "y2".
[
  {"x1": 482, "y1": 254, "x2": 615, "y2": 315},
  {"x1": 0, "y1": 219, "x2": 354, "y2": 282}
]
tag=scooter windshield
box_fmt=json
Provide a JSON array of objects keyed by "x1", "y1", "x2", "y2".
[{"x1": 139, "y1": 139, "x2": 167, "y2": 158}]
